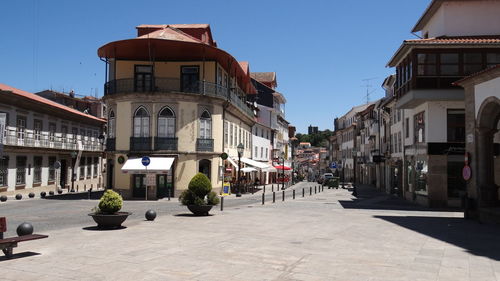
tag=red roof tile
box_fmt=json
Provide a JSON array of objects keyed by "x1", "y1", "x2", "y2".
[
  {"x1": 0, "y1": 83, "x2": 106, "y2": 123},
  {"x1": 138, "y1": 27, "x2": 201, "y2": 43},
  {"x1": 388, "y1": 36, "x2": 500, "y2": 67},
  {"x1": 405, "y1": 36, "x2": 500, "y2": 44}
]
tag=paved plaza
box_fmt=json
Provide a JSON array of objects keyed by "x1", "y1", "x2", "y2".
[{"x1": 2, "y1": 184, "x2": 500, "y2": 281}]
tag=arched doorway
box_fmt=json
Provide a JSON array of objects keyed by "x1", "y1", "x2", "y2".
[
  {"x1": 199, "y1": 159, "x2": 211, "y2": 180},
  {"x1": 476, "y1": 97, "x2": 500, "y2": 207}
]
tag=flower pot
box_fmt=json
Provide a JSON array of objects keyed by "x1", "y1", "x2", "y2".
[
  {"x1": 88, "y1": 212, "x2": 131, "y2": 229},
  {"x1": 187, "y1": 205, "x2": 213, "y2": 216}
]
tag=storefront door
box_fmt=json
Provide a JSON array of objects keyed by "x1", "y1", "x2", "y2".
[
  {"x1": 156, "y1": 174, "x2": 173, "y2": 198},
  {"x1": 133, "y1": 174, "x2": 146, "y2": 198}
]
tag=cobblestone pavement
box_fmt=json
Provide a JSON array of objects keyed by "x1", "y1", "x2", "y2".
[{"x1": 2, "y1": 184, "x2": 500, "y2": 281}]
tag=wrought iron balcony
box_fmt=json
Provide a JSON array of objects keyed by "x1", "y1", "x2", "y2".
[
  {"x1": 154, "y1": 137, "x2": 178, "y2": 151},
  {"x1": 196, "y1": 138, "x2": 214, "y2": 152},
  {"x1": 130, "y1": 137, "x2": 152, "y2": 151},
  {"x1": 104, "y1": 77, "x2": 254, "y2": 118},
  {"x1": 3, "y1": 128, "x2": 102, "y2": 152},
  {"x1": 106, "y1": 138, "x2": 116, "y2": 151}
]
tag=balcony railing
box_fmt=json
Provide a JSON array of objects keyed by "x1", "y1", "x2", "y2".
[
  {"x1": 130, "y1": 137, "x2": 152, "y2": 151},
  {"x1": 106, "y1": 138, "x2": 116, "y2": 151},
  {"x1": 3, "y1": 128, "x2": 103, "y2": 152},
  {"x1": 196, "y1": 138, "x2": 214, "y2": 152},
  {"x1": 105, "y1": 77, "x2": 254, "y2": 117},
  {"x1": 154, "y1": 137, "x2": 178, "y2": 151}
]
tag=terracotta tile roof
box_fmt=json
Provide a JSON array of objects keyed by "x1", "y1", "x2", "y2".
[
  {"x1": 250, "y1": 72, "x2": 276, "y2": 83},
  {"x1": 0, "y1": 83, "x2": 106, "y2": 123},
  {"x1": 388, "y1": 36, "x2": 500, "y2": 67},
  {"x1": 453, "y1": 64, "x2": 500, "y2": 86},
  {"x1": 238, "y1": 61, "x2": 249, "y2": 74},
  {"x1": 137, "y1": 24, "x2": 209, "y2": 29},
  {"x1": 138, "y1": 27, "x2": 201, "y2": 43},
  {"x1": 405, "y1": 35, "x2": 500, "y2": 44}
]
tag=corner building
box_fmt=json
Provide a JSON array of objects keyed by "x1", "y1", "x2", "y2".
[{"x1": 98, "y1": 24, "x2": 255, "y2": 199}]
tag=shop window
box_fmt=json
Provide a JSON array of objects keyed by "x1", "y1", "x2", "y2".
[
  {"x1": 447, "y1": 109, "x2": 465, "y2": 143},
  {"x1": 33, "y1": 156, "x2": 42, "y2": 183}
]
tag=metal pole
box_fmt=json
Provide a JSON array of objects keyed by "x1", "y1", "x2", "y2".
[
  {"x1": 282, "y1": 157, "x2": 285, "y2": 190},
  {"x1": 145, "y1": 166, "x2": 148, "y2": 201},
  {"x1": 310, "y1": 186, "x2": 312, "y2": 195},
  {"x1": 221, "y1": 196, "x2": 224, "y2": 211},
  {"x1": 262, "y1": 193, "x2": 265, "y2": 205},
  {"x1": 302, "y1": 188, "x2": 305, "y2": 197},
  {"x1": 273, "y1": 192, "x2": 275, "y2": 203},
  {"x1": 293, "y1": 189, "x2": 295, "y2": 199},
  {"x1": 282, "y1": 190, "x2": 285, "y2": 201}
]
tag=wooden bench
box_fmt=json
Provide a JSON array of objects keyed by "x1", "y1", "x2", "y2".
[{"x1": 0, "y1": 217, "x2": 48, "y2": 258}]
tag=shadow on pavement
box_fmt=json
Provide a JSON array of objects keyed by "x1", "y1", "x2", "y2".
[
  {"x1": 0, "y1": 251, "x2": 40, "y2": 261},
  {"x1": 375, "y1": 215, "x2": 500, "y2": 261},
  {"x1": 173, "y1": 213, "x2": 214, "y2": 217},
  {"x1": 44, "y1": 190, "x2": 104, "y2": 200},
  {"x1": 82, "y1": 226, "x2": 127, "y2": 231},
  {"x1": 339, "y1": 184, "x2": 458, "y2": 212}
]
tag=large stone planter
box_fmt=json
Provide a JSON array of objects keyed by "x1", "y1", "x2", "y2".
[
  {"x1": 187, "y1": 205, "x2": 213, "y2": 216},
  {"x1": 88, "y1": 212, "x2": 131, "y2": 229}
]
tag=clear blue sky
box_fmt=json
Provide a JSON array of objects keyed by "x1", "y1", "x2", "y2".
[{"x1": 0, "y1": 0, "x2": 429, "y2": 133}]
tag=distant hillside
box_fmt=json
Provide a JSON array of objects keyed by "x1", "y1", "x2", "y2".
[{"x1": 296, "y1": 130, "x2": 333, "y2": 147}]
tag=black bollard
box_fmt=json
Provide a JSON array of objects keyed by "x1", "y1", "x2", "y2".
[
  {"x1": 293, "y1": 189, "x2": 295, "y2": 199},
  {"x1": 302, "y1": 188, "x2": 305, "y2": 197},
  {"x1": 282, "y1": 190, "x2": 285, "y2": 201},
  {"x1": 221, "y1": 196, "x2": 224, "y2": 211},
  {"x1": 273, "y1": 192, "x2": 275, "y2": 203},
  {"x1": 272, "y1": 185, "x2": 274, "y2": 192},
  {"x1": 263, "y1": 186, "x2": 266, "y2": 193},
  {"x1": 315, "y1": 186, "x2": 317, "y2": 194},
  {"x1": 262, "y1": 193, "x2": 265, "y2": 205},
  {"x1": 310, "y1": 187, "x2": 312, "y2": 195}
]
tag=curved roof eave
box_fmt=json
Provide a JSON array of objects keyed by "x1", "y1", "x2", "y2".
[{"x1": 97, "y1": 38, "x2": 250, "y2": 90}]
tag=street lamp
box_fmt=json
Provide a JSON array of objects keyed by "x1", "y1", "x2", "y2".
[
  {"x1": 70, "y1": 151, "x2": 77, "y2": 192},
  {"x1": 281, "y1": 151, "x2": 285, "y2": 190},
  {"x1": 98, "y1": 134, "x2": 105, "y2": 190},
  {"x1": 352, "y1": 147, "x2": 358, "y2": 197},
  {"x1": 236, "y1": 143, "x2": 244, "y2": 197},
  {"x1": 290, "y1": 137, "x2": 299, "y2": 184}
]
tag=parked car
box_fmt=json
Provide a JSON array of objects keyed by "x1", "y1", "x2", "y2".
[{"x1": 318, "y1": 173, "x2": 334, "y2": 184}]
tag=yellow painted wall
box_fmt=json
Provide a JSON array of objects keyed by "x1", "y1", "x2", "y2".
[
  {"x1": 115, "y1": 60, "x2": 216, "y2": 83},
  {"x1": 116, "y1": 101, "x2": 131, "y2": 150},
  {"x1": 224, "y1": 112, "x2": 252, "y2": 158}
]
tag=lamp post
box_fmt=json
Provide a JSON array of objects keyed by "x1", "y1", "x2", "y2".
[
  {"x1": 352, "y1": 147, "x2": 358, "y2": 197},
  {"x1": 236, "y1": 143, "x2": 244, "y2": 197},
  {"x1": 290, "y1": 137, "x2": 299, "y2": 185},
  {"x1": 98, "y1": 134, "x2": 105, "y2": 190},
  {"x1": 70, "y1": 151, "x2": 77, "y2": 192},
  {"x1": 281, "y1": 151, "x2": 285, "y2": 190}
]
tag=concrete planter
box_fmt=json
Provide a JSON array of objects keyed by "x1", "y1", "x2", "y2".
[
  {"x1": 88, "y1": 212, "x2": 131, "y2": 229},
  {"x1": 187, "y1": 205, "x2": 213, "y2": 216}
]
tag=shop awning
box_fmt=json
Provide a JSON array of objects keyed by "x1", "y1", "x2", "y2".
[
  {"x1": 227, "y1": 157, "x2": 239, "y2": 171},
  {"x1": 121, "y1": 157, "x2": 175, "y2": 174},
  {"x1": 239, "y1": 157, "x2": 270, "y2": 169},
  {"x1": 241, "y1": 167, "x2": 257, "y2": 173}
]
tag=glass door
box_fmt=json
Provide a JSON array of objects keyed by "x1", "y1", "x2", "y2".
[
  {"x1": 134, "y1": 65, "x2": 153, "y2": 92},
  {"x1": 133, "y1": 174, "x2": 146, "y2": 198},
  {"x1": 181, "y1": 66, "x2": 199, "y2": 93}
]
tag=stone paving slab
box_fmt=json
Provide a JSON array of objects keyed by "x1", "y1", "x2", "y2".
[{"x1": 2, "y1": 187, "x2": 500, "y2": 281}]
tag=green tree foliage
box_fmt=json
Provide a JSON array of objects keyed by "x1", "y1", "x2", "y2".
[
  {"x1": 179, "y1": 173, "x2": 219, "y2": 206},
  {"x1": 296, "y1": 129, "x2": 333, "y2": 147}
]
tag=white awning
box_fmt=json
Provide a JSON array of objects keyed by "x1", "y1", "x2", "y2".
[
  {"x1": 241, "y1": 167, "x2": 257, "y2": 173},
  {"x1": 227, "y1": 157, "x2": 239, "y2": 171},
  {"x1": 262, "y1": 166, "x2": 277, "y2": 172},
  {"x1": 121, "y1": 157, "x2": 174, "y2": 174},
  {"x1": 239, "y1": 157, "x2": 270, "y2": 169}
]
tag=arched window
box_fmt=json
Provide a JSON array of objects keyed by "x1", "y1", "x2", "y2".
[
  {"x1": 108, "y1": 110, "x2": 116, "y2": 138},
  {"x1": 133, "y1": 107, "x2": 150, "y2": 137},
  {"x1": 157, "y1": 107, "x2": 176, "y2": 138},
  {"x1": 199, "y1": 110, "x2": 212, "y2": 139}
]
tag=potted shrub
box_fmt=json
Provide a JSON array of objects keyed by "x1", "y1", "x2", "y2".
[
  {"x1": 88, "y1": 190, "x2": 131, "y2": 229},
  {"x1": 179, "y1": 173, "x2": 220, "y2": 216}
]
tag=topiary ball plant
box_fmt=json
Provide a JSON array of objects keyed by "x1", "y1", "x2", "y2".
[
  {"x1": 97, "y1": 190, "x2": 123, "y2": 214},
  {"x1": 179, "y1": 173, "x2": 219, "y2": 206}
]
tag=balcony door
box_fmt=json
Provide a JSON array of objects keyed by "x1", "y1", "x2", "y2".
[
  {"x1": 181, "y1": 66, "x2": 199, "y2": 93},
  {"x1": 134, "y1": 65, "x2": 153, "y2": 92}
]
